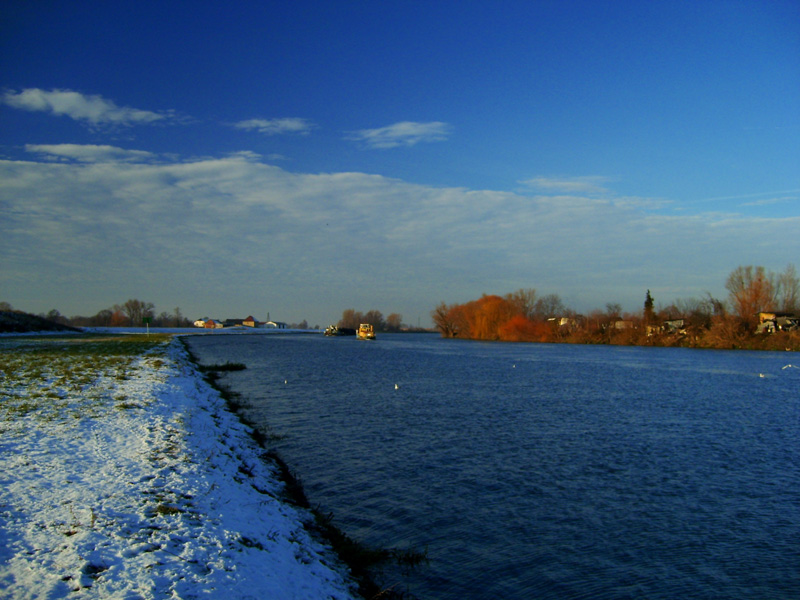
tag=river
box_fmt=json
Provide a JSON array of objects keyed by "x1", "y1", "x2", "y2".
[{"x1": 183, "y1": 333, "x2": 799, "y2": 599}]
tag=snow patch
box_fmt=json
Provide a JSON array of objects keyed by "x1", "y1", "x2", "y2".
[{"x1": 0, "y1": 338, "x2": 357, "y2": 599}]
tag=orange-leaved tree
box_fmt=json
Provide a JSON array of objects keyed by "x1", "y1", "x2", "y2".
[
  {"x1": 461, "y1": 295, "x2": 520, "y2": 340},
  {"x1": 498, "y1": 314, "x2": 555, "y2": 342}
]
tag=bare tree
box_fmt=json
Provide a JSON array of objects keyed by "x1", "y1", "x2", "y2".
[
  {"x1": 93, "y1": 309, "x2": 113, "y2": 327},
  {"x1": 725, "y1": 265, "x2": 774, "y2": 326},
  {"x1": 363, "y1": 309, "x2": 385, "y2": 330},
  {"x1": 432, "y1": 302, "x2": 459, "y2": 337},
  {"x1": 338, "y1": 309, "x2": 362, "y2": 329},
  {"x1": 45, "y1": 309, "x2": 67, "y2": 325},
  {"x1": 774, "y1": 264, "x2": 799, "y2": 313},
  {"x1": 533, "y1": 294, "x2": 565, "y2": 320},
  {"x1": 605, "y1": 302, "x2": 622, "y2": 320},
  {"x1": 505, "y1": 288, "x2": 537, "y2": 319},
  {"x1": 110, "y1": 309, "x2": 128, "y2": 327},
  {"x1": 703, "y1": 292, "x2": 726, "y2": 317},
  {"x1": 385, "y1": 313, "x2": 403, "y2": 332},
  {"x1": 116, "y1": 299, "x2": 156, "y2": 326},
  {"x1": 673, "y1": 297, "x2": 702, "y2": 317}
]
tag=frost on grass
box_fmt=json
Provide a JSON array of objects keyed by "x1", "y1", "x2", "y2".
[{"x1": 0, "y1": 335, "x2": 357, "y2": 600}]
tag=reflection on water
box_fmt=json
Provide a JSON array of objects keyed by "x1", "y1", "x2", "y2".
[{"x1": 184, "y1": 334, "x2": 800, "y2": 599}]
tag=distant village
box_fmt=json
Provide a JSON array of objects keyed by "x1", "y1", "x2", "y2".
[{"x1": 193, "y1": 316, "x2": 291, "y2": 329}]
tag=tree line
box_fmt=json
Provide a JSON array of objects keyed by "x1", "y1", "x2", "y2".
[
  {"x1": 1, "y1": 298, "x2": 324, "y2": 330},
  {"x1": 336, "y1": 309, "x2": 411, "y2": 332},
  {"x1": 431, "y1": 265, "x2": 800, "y2": 351},
  {"x1": 0, "y1": 299, "x2": 193, "y2": 328}
]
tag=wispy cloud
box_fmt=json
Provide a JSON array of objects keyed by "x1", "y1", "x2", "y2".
[
  {"x1": 348, "y1": 121, "x2": 452, "y2": 149},
  {"x1": 2, "y1": 88, "x2": 169, "y2": 126},
  {"x1": 741, "y1": 195, "x2": 797, "y2": 208},
  {"x1": 25, "y1": 144, "x2": 157, "y2": 163},
  {"x1": 232, "y1": 117, "x2": 314, "y2": 135},
  {"x1": 696, "y1": 189, "x2": 800, "y2": 203},
  {"x1": 521, "y1": 176, "x2": 611, "y2": 195}
]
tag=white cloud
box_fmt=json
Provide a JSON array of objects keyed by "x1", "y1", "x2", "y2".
[
  {"x1": 1, "y1": 146, "x2": 798, "y2": 326},
  {"x1": 741, "y1": 195, "x2": 797, "y2": 208},
  {"x1": 348, "y1": 121, "x2": 452, "y2": 148},
  {"x1": 698, "y1": 189, "x2": 800, "y2": 203},
  {"x1": 232, "y1": 117, "x2": 314, "y2": 135},
  {"x1": 2, "y1": 88, "x2": 168, "y2": 125},
  {"x1": 521, "y1": 176, "x2": 611, "y2": 195},
  {"x1": 25, "y1": 144, "x2": 157, "y2": 163}
]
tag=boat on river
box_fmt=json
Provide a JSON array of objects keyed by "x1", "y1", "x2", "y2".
[
  {"x1": 324, "y1": 325, "x2": 355, "y2": 336},
  {"x1": 356, "y1": 323, "x2": 376, "y2": 340}
]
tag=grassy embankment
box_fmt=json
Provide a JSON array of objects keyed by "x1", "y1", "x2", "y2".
[
  {"x1": 0, "y1": 332, "x2": 425, "y2": 599},
  {"x1": 0, "y1": 333, "x2": 172, "y2": 423}
]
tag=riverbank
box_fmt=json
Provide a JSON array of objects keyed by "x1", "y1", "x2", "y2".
[{"x1": 0, "y1": 334, "x2": 358, "y2": 599}]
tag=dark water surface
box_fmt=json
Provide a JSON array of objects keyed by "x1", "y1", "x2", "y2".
[{"x1": 184, "y1": 333, "x2": 799, "y2": 599}]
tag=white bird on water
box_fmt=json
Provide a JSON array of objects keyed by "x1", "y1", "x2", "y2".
[{"x1": 394, "y1": 383, "x2": 399, "y2": 390}]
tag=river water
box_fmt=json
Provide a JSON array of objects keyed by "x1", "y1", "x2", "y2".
[{"x1": 183, "y1": 333, "x2": 799, "y2": 599}]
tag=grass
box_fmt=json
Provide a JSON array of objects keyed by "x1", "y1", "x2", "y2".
[
  {"x1": 155, "y1": 503, "x2": 185, "y2": 516},
  {"x1": 0, "y1": 333, "x2": 171, "y2": 423},
  {"x1": 1, "y1": 333, "x2": 209, "y2": 574}
]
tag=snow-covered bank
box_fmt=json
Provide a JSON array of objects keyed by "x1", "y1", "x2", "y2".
[{"x1": 0, "y1": 336, "x2": 357, "y2": 599}]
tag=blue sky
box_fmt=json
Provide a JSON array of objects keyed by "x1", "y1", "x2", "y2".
[{"x1": 1, "y1": 1, "x2": 798, "y2": 327}]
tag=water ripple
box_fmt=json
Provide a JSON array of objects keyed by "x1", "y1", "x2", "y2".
[{"x1": 186, "y1": 335, "x2": 800, "y2": 599}]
